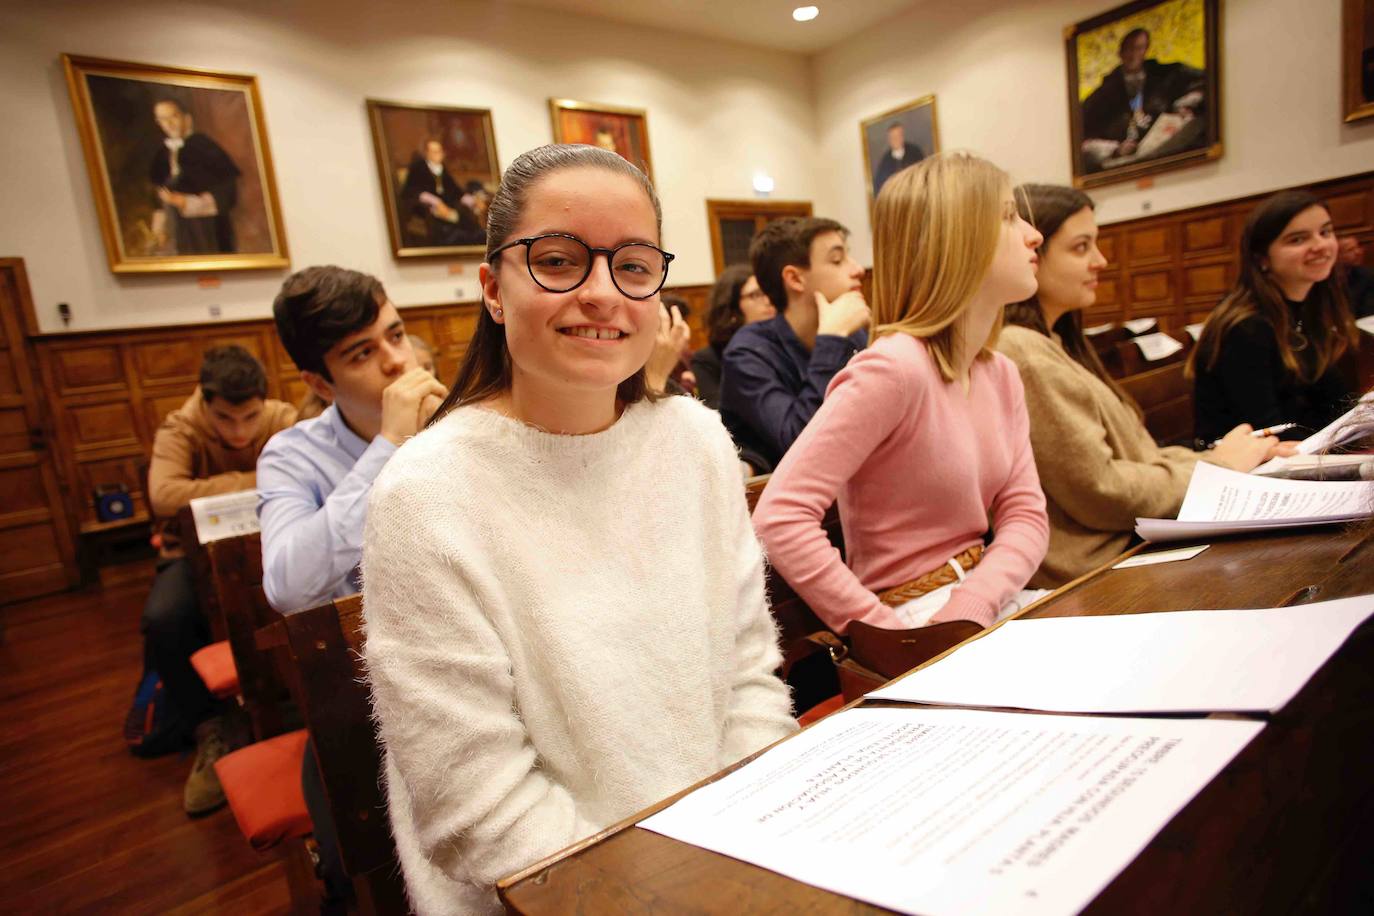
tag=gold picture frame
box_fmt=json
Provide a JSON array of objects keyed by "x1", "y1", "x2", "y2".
[
  {"x1": 1343, "y1": 0, "x2": 1374, "y2": 123},
  {"x1": 62, "y1": 54, "x2": 289, "y2": 274},
  {"x1": 548, "y1": 98, "x2": 653, "y2": 180},
  {"x1": 1065, "y1": 0, "x2": 1223, "y2": 190},
  {"x1": 367, "y1": 98, "x2": 501, "y2": 259},
  {"x1": 859, "y1": 94, "x2": 940, "y2": 222}
]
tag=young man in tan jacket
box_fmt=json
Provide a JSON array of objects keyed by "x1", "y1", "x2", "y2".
[{"x1": 140, "y1": 345, "x2": 295, "y2": 815}]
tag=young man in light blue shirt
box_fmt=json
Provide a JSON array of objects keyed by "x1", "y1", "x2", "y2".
[
  {"x1": 257, "y1": 265, "x2": 447, "y2": 613},
  {"x1": 257, "y1": 265, "x2": 447, "y2": 907}
]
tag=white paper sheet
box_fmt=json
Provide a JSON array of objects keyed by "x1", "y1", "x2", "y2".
[
  {"x1": 189, "y1": 489, "x2": 261, "y2": 544},
  {"x1": 1111, "y1": 544, "x2": 1208, "y2": 568},
  {"x1": 1185, "y1": 322, "x2": 1205, "y2": 341},
  {"x1": 1122, "y1": 317, "x2": 1158, "y2": 334},
  {"x1": 1132, "y1": 331, "x2": 1184, "y2": 361},
  {"x1": 1136, "y1": 461, "x2": 1374, "y2": 541},
  {"x1": 1252, "y1": 390, "x2": 1374, "y2": 475},
  {"x1": 868, "y1": 594, "x2": 1374, "y2": 714},
  {"x1": 1357, "y1": 314, "x2": 1374, "y2": 336},
  {"x1": 641, "y1": 707, "x2": 1262, "y2": 916},
  {"x1": 1083, "y1": 323, "x2": 1115, "y2": 337}
]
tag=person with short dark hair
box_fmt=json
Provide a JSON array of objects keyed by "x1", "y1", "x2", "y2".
[
  {"x1": 140, "y1": 344, "x2": 295, "y2": 816},
  {"x1": 257, "y1": 265, "x2": 447, "y2": 614},
  {"x1": 1338, "y1": 235, "x2": 1374, "y2": 318},
  {"x1": 258, "y1": 266, "x2": 447, "y2": 910},
  {"x1": 719, "y1": 216, "x2": 869, "y2": 472}
]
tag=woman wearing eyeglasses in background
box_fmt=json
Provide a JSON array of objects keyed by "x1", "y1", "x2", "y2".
[
  {"x1": 692, "y1": 263, "x2": 777, "y2": 410},
  {"x1": 361, "y1": 144, "x2": 796, "y2": 914}
]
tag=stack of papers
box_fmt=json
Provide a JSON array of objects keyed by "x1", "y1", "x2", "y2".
[
  {"x1": 1132, "y1": 331, "x2": 1184, "y2": 362},
  {"x1": 1253, "y1": 390, "x2": 1374, "y2": 477},
  {"x1": 1135, "y1": 462, "x2": 1373, "y2": 542},
  {"x1": 641, "y1": 594, "x2": 1374, "y2": 914},
  {"x1": 1122, "y1": 317, "x2": 1158, "y2": 334}
]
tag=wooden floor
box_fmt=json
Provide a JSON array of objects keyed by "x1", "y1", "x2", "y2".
[{"x1": 0, "y1": 571, "x2": 294, "y2": 913}]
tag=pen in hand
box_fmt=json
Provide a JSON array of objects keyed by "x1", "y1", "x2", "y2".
[{"x1": 1208, "y1": 422, "x2": 1296, "y2": 448}]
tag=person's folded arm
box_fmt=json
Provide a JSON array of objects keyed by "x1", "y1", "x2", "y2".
[
  {"x1": 256, "y1": 435, "x2": 395, "y2": 612},
  {"x1": 1018, "y1": 352, "x2": 1196, "y2": 532},
  {"x1": 362, "y1": 475, "x2": 595, "y2": 887},
  {"x1": 753, "y1": 352, "x2": 907, "y2": 635},
  {"x1": 936, "y1": 368, "x2": 1048, "y2": 627}
]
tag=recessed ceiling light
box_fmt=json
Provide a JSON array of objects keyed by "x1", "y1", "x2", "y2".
[{"x1": 793, "y1": 6, "x2": 819, "y2": 22}]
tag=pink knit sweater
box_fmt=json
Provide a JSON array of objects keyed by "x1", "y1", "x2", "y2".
[{"x1": 753, "y1": 332, "x2": 1049, "y2": 632}]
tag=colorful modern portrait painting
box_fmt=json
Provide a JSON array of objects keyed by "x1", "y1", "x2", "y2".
[
  {"x1": 548, "y1": 99, "x2": 653, "y2": 180},
  {"x1": 62, "y1": 54, "x2": 289, "y2": 274},
  {"x1": 367, "y1": 99, "x2": 501, "y2": 258},
  {"x1": 859, "y1": 95, "x2": 939, "y2": 212},
  {"x1": 1066, "y1": 0, "x2": 1222, "y2": 189}
]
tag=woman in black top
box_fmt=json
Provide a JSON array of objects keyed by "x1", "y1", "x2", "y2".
[
  {"x1": 1190, "y1": 190, "x2": 1358, "y2": 444},
  {"x1": 691, "y1": 264, "x2": 776, "y2": 410}
]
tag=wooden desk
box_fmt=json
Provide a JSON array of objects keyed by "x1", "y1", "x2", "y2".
[{"x1": 499, "y1": 525, "x2": 1374, "y2": 915}]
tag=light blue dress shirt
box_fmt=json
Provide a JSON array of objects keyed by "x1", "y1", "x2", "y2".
[{"x1": 256, "y1": 403, "x2": 397, "y2": 612}]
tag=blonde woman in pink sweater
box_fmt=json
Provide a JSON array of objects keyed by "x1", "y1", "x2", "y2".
[{"x1": 754, "y1": 152, "x2": 1050, "y2": 634}]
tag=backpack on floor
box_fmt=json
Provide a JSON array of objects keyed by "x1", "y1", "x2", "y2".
[{"x1": 123, "y1": 669, "x2": 185, "y2": 758}]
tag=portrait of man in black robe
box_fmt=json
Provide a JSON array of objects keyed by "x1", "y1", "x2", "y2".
[
  {"x1": 1079, "y1": 27, "x2": 1207, "y2": 174},
  {"x1": 397, "y1": 139, "x2": 485, "y2": 248},
  {"x1": 871, "y1": 122, "x2": 926, "y2": 198},
  {"x1": 149, "y1": 99, "x2": 241, "y2": 254}
]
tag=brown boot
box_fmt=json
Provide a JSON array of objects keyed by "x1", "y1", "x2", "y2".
[{"x1": 183, "y1": 717, "x2": 229, "y2": 816}]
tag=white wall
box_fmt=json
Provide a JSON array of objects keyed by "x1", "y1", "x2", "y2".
[
  {"x1": 3, "y1": 0, "x2": 1369, "y2": 332},
  {"x1": 812, "y1": 0, "x2": 1374, "y2": 265},
  {"x1": 0, "y1": 0, "x2": 820, "y2": 333}
]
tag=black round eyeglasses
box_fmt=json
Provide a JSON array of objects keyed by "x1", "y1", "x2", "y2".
[{"x1": 491, "y1": 233, "x2": 675, "y2": 300}]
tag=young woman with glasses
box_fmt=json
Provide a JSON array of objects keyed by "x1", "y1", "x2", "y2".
[
  {"x1": 754, "y1": 152, "x2": 1050, "y2": 636},
  {"x1": 360, "y1": 144, "x2": 796, "y2": 913}
]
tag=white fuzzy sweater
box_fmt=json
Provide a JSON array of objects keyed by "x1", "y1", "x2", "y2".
[{"x1": 361, "y1": 395, "x2": 798, "y2": 915}]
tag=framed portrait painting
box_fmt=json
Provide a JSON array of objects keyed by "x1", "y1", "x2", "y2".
[
  {"x1": 548, "y1": 99, "x2": 653, "y2": 180},
  {"x1": 1065, "y1": 0, "x2": 1222, "y2": 189},
  {"x1": 62, "y1": 54, "x2": 289, "y2": 274},
  {"x1": 860, "y1": 95, "x2": 939, "y2": 215},
  {"x1": 367, "y1": 99, "x2": 501, "y2": 258},
  {"x1": 1344, "y1": 0, "x2": 1374, "y2": 122}
]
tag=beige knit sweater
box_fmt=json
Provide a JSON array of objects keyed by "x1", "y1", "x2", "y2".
[
  {"x1": 997, "y1": 326, "x2": 1200, "y2": 586},
  {"x1": 362, "y1": 395, "x2": 798, "y2": 914}
]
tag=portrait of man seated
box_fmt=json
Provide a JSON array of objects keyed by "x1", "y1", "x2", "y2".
[
  {"x1": 1079, "y1": 27, "x2": 1207, "y2": 173},
  {"x1": 397, "y1": 137, "x2": 486, "y2": 247}
]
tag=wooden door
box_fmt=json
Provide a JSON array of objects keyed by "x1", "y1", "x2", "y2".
[
  {"x1": 705, "y1": 199, "x2": 814, "y2": 275},
  {"x1": 0, "y1": 259, "x2": 79, "y2": 604}
]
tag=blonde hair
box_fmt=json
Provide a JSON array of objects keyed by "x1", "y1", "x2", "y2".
[{"x1": 870, "y1": 151, "x2": 1009, "y2": 383}]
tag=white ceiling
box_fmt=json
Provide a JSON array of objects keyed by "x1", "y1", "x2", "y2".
[{"x1": 506, "y1": 0, "x2": 919, "y2": 54}]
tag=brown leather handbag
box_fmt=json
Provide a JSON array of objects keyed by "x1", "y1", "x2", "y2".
[{"x1": 807, "y1": 546, "x2": 986, "y2": 701}]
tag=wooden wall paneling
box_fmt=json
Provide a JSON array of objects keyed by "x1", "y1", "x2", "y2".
[
  {"x1": 51, "y1": 344, "x2": 125, "y2": 395},
  {"x1": 0, "y1": 259, "x2": 79, "y2": 601}
]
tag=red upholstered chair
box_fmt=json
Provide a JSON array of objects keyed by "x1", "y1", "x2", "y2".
[
  {"x1": 796, "y1": 693, "x2": 846, "y2": 727},
  {"x1": 214, "y1": 728, "x2": 313, "y2": 851},
  {"x1": 189, "y1": 640, "x2": 240, "y2": 699}
]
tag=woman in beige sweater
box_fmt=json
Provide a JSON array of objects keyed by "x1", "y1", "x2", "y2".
[{"x1": 998, "y1": 184, "x2": 1280, "y2": 586}]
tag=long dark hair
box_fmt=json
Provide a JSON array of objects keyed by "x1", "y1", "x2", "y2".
[
  {"x1": 1188, "y1": 190, "x2": 1357, "y2": 383},
  {"x1": 705, "y1": 263, "x2": 754, "y2": 351},
  {"x1": 429, "y1": 144, "x2": 664, "y2": 425},
  {"x1": 1005, "y1": 184, "x2": 1140, "y2": 415}
]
